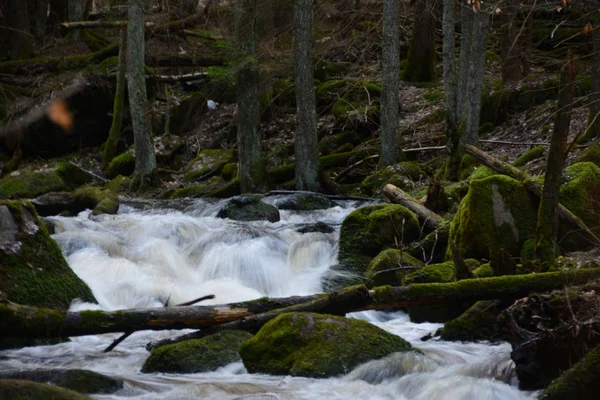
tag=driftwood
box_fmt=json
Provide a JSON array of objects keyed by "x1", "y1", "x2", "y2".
[
  {"x1": 463, "y1": 144, "x2": 600, "y2": 247},
  {"x1": 382, "y1": 184, "x2": 446, "y2": 230},
  {"x1": 3, "y1": 269, "x2": 600, "y2": 342}
]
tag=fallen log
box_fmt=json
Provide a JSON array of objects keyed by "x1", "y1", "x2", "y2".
[
  {"x1": 3, "y1": 269, "x2": 600, "y2": 341},
  {"x1": 61, "y1": 20, "x2": 155, "y2": 29},
  {"x1": 382, "y1": 184, "x2": 446, "y2": 230},
  {"x1": 463, "y1": 144, "x2": 600, "y2": 247}
]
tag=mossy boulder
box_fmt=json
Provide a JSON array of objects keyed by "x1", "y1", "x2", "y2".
[
  {"x1": 154, "y1": 134, "x2": 185, "y2": 165},
  {"x1": 0, "y1": 167, "x2": 66, "y2": 199},
  {"x1": 73, "y1": 187, "x2": 119, "y2": 215},
  {"x1": 0, "y1": 379, "x2": 92, "y2": 400},
  {"x1": 170, "y1": 177, "x2": 224, "y2": 199},
  {"x1": 216, "y1": 194, "x2": 280, "y2": 222},
  {"x1": 406, "y1": 224, "x2": 450, "y2": 265},
  {"x1": 448, "y1": 175, "x2": 538, "y2": 261},
  {"x1": 31, "y1": 192, "x2": 77, "y2": 217},
  {"x1": 360, "y1": 167, "x2": 412, "y2": 196},
  {"x1": 184, "y1": 149, "x2": 234, "y2": 182},
  {"x1": 514, "y1": 146, "x2": 545, "y2": 167},
  {"x1": 56, "y1": 162, "x2": 94, "y2": 188},
  {"x1": 318, "y1": 131, "x2": 361, "y2": 155},
  {"x1": 575, "y1": 142, "x2": 600, "y2": 168},
  {"x1": 105, "y1": 175, "x2": 131, "y2": 193},
  {"x1": 403, "y1": 261, "x2": 456, "y2": 284},
  {"x1": 0, "y1": 369, "x2": 122, "y2": 394},
  {"x1": 106, "y1": 151, "x2": 135, "y2": 179},
  {"x1": 366, "y1": 249, "x2": 425, "y2": 286},
  {"x1": 169, "y1": 91, "x2": 210, "y2": 134},
  {"x1": 0, "y1": 200, "x2": 96, "y2": 308},
  {"x1": 439, "y1": 300, "x2": 503, "y2": 342},
  {"x1": 239, "y1": 312, "x2": 413, "y2": 378},
  {"x1": 338, "y1": 204, "x2": 420, "y2": 274},
  {"x1": 273, "y1": 194, "x2": 334, "y2": 211},
  {"x1": 221, "y1": 162, "x2": 238, "y2": 180},
  {"x1": 473, "y1": 263, "x2": 495, "y2": 278},
  {"x1": 142, "y1": 330, "x2": 253, "y2": 374}
]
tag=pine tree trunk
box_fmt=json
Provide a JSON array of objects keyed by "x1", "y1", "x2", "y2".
[
  {"x1": 380, "y1": 0, "x2": 401, "y2": 166},
  {"x1": 102, "y1": 28, "x2": 128, "y2": 171},
  {"x1": 32, "y1": 0, "x2": 50, "y2": 39},
  {"x1": 442, "y1": 0, "x2": 459, "y2": 179},
  {"x1": 402, "y1": 0, "x2": 436, "y2": 82},
  {"x1": 457, "y1": 5, "x2": 473, "y2": 114},
  {"x1": 293, "y1": 0, "x2": 319, "y2": 191},
  {"x1": 2, "y1": 0, "x2": 34, "y2": 60},
  {"x1": 68, "y1": 0, "x2": 83, "y2": 39},
  {"x1": 236, "y1": 0, "x2": 269, "y2": 193},
  {"x1": 500, "y1": 3, "x2": 522, "y2": 85},
  {"x1": 587, "y1": 26, "x2": 600, "y2": 141},
  {"x1": 127, "y1": 0, "x2": 156, "y2": 190},
  {"x1": 535, "y1": 52, "x2": 577, "y2": 267}
]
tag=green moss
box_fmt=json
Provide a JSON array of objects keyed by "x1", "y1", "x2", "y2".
[
  {"x1": 239, "y1": 312, "x2": 413, "y2": 378},
  {"x1": 0, "y1": 379, "x2": 92, "y2": 400},
  {"x1": 142, "y1": 330, "x2": 253, "y2": 373},
  {"x1": 458, "y1": 154, "x2": 480, "y2": 181},
  {"x1": 366, "y1": 249, "x2": 425, "y2": 287},
  {"x1": 468, "y1": 166, "x2": 498, "y2": 182},
  {"x1": 318, "y1": 131, "x2": 361, "y2": 156},
  {"x1": 105, "y1": 175, "x2": 131, "y2": 193},
  {"x1": 216, "y1": 194, "x2": 280, "y2": 222},
  {"x1": 0, "y1": 167, "x2": 66, "y2": 199},
  {"x1": 361, "y1": 167, "x2": 411, "y2": 196},
  {"x1": 423, "y1": 90, "x2": 444, "y2": 102},
  {"x1": 106, "y1": 151, "x2": 135, "y2": 179},
  {"x1": 184, "y1": 149, "x2": 234, "y2": 182},
  {"x1": 170, "y1": 177, "x2": 224, "y2": 199},
  {"x1": 73, "y1": 187, "x2": 118, "y2": 215},
  {"x1": 473, "y1": 263, "x2": 495, "y2": 278},
  {"x1": 403, "y1": 261, "x2": 456, "y2": 284},
  {"x1": 204, "y1": 178, "x2": 241, "y2": 198},
  {"x1": 221, "y1": 162, "x2": 238, "y2": 180},
  {"x1": 514, "y1": 146, "x2": 545, "y2": 167},
  {"x1": 439, "y1": 300, "x2": 502, "y2": 342},
  {"x1": 56, "y1": 162, "x2": 93, "y2": 188},
  {"x1": 575, "y1": 142, "x2": 600, "y2": 168}
]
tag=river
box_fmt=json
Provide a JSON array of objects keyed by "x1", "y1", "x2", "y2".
[{"x1": 0, "y1": 196, "x2": 538, "y2": 399}]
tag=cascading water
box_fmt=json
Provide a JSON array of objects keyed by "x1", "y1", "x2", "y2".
[{"x1": 0, "y1": 196, "x2": 538, "y2": 399}]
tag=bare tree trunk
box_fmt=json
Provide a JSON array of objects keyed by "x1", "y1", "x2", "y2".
[
  {"x1": 102, "y1": 28, "x2": 127, "y2": 171},
  {"x1": 293, "y1": 0, "x2": 319, "y2": 191},
  {"x1": 442, "y1": 0, "x2": 459, "y2": 179},
  {"x1": 587, "y1": 25, "x2": 600, "y2": 141},
  {"x1": 380, "y1": 0, "x2": 402, "y2": 166},
  {"x1": 236, "y1": 0, "x2": 269, "y2": 193},
  {"x1": 127, "y1": 0, "x2": 156, "y2": 190},
  {"x1": 2, "y1": 0, "x2": 34, "y2": 60},
  {"x1": 535, "y1": 52, "x2": 577, "y2": 267},
  {"x1": 456, "y1": 4, "x2": 473, "y2": 114},
  {"x1": 402, "y1": 0, "x2": 436, "y2": 82},
  {"x1": 500, "y1": 3, "x2": 522, "y2": 85},
  {"x1": 32, "y1": 0, "x2": 50, "y2": 40},
  {"x1": 68, "y1": 0, "x2": 83, "y2": 39}
]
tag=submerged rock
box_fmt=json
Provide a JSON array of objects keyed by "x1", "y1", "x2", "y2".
[
  {"x1": 274, "y1": 193, "x2": 334, "y2": 211},
  {"x1": 0, "y1": 379, "x2": 92, "y2": 400},
  {"x1": 217, "y1": 195, "x2": 280, "y2": 223},
  {"x1": 239, "y1": 312, "x2": 413, "y2": 378},
  {"x1": 439, "y1": 300, "x2": 504, "y2": 342},
  {"x1": 0, "y1": 369, "x2": 122, "y2": 394},
  {"x1": 142, "y1": 330, "x2": 253, "y2": 374}
]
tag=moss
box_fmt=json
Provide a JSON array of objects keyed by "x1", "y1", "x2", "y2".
[
  {"x1": 473, "y1": 263, "x2": 495, "y2": 278},
  {"x1": 361, "y1": 167, "x2": 412, "y2": 196},
  {"x1": 575, "y1": 142, "x2": 600, "y2": 168},
  {"x1": 0, "y1": 379, "x2": 92, "y2": 400},
  {"x1": 318, "y1": 131, "x2": 362, "y2": 156},
  {"x1": 56, "y1": 162, "x2": 93, "y2": 188},
  {"x1": 216, "y1": 194, "x2": 280, "y2": 222},
  {"x1": 106, "y1": 151, "x2": 135, "y2": 179},
  {"x1": 439, "y1": 300, "x2": 502, "y2": 342},
  {"x1": 184, "y1": 149, "x2": 234, "y2": 182},
  {"x1": 142, "y1": 330, "x2": 253, "y2": 373},
  {"x1": 73, "y1": 186, "x2": 118, "y2": 215},
  {"x1": 514, "y1": 146, "x2": 545, "y2": 167},
  {"x1": 239, "y1": 312, "x2": 413, "y2": 378},
  {"x1": 170, "y1": 177, "x2": 223, "y2": 199},
  {"x1": 448, "y1": 175, "x2": 538, "y2": 261},
  {"x1": 458, "y1": 154, "x2": 480, "y2": 181},
  {"x1": 0, "y1": 167, "x2": 66, "y2": 199},
  {"x1": 403, "y1": 261, "x2": 456, "y2": 284},
  {"x1": 105, "y1": 175, "x2": 131, "y2": 193},
  {"x1": 423, "y1": 90, "x2": 444, "y2": 102},
  {"x1": 443, "y1": 181, "x2": 470, "y2": 211},
  {"x1": 467, "y1": 166, "x2": 497, "y2": 182},
  {"x1": 204, "y1": 178, "x2": 241, "y2": 198},
  {"x1": 366, "y1": 249, "x2": 425, "y2": 287},
  {"x1": 275, "y1": 193, "x2": 333, "y2": 211},
  {"x1": 221, "y1": 162, "x2": 238, "y2": 180},
  {"x1": 0, "y1": 200, "x2": 96, "y2": 309}
]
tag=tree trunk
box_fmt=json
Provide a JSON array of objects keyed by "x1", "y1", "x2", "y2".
[
  {"x1": 236, "y1": 0, "x2": 269, "y2": 193},
  {"x1": 534, "y1": 52, "x2": 577, "y2": 266},
  {"x1": 2, "y1": 0, "x2": 34, "y2": 60},
  {"x1": 32, "y1": 0, "x2": 50, "y2": 40},
  {"x1": 68, "y1": 0, "x2": 83, "y2": 39},
  {"x1": 587, "y1": 25, "x2": 600, "y2": 141},
  {"x1": 380, "y1": 0, "x2": 402, "y2": 166},
  {"x1": 381, "y1": 184, "x2": 445, "y2": 230},
  {"x1": 442, "y1": 0, "x2": 459, "y2": 179},
  {"x1": 4, "y1": 269, "x2": 600, "y2": 340},
  {"x1": 457, "y1": 4, "x2": 473, "y2": 114},
  {"x1": 102, "y1": 28, "x2": 127, "y2": 171},
  {"x1": 402, "y1": 0, "x2": 436, "y2": 82},
  {"x1": 127, "y1": 0, "x2": 156, "y2": 190},
  {"x1": 293, "y1": 0, "x2": 319, "y2": 191},
  {"x1": 500, "y1": 3, "x2": 522, "y2": 85}
]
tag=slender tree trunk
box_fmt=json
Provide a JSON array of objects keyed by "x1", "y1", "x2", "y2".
[
  {"x1": 68, "y1": 0, "x2": 83, "y2": 39},
  {"x1": 293, "y1": 0, "x2": 319, "y2": 191},
  {"x1": 402, "y1": 0, "x2": 436, "y2": 82},
  {"x1": 500, "y1": 3, "x2": 522, "y2": 85},
  {"x1": 442, "y1": 0, "x2": 459, "y2": 179},
  {"x1": 2, "y1": 0, "x2": 34, "y2": 60},
  {"x1": 456, "y1": 4, "x2": 473, "y2": 114},
  {"x1": 127, "y1": 0, "x2": 156, "y2": 190},
  {"x1": 32, "y1": 0, "x2": 50, "y2": 40},
  {"x1": 236, "y1": 0, "x2": 269, "y2": 193},
  {"x1": 48, "y1": 0, "x2": 69, "y2": 35},
  {"x1": 102, "y1": 29, "x2": 127, "y2": 171},
  {"x1": 380, "y1": 0, "x2": 402, "y2": 166},
  {"x1": 587, "y1": 25, "x2": 600, "y2": 141},
  {"x1": 535, "y1": 52, "x2": 577, "y2": 267}
]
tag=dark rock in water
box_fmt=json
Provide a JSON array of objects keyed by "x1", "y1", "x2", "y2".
[
  {"x1": 217, "y1": 195, "x2": 280, "y2": 223},
  {"x1": 0, "y1": 369, "x2": 123, "y2": 394},
  {"x1": 239, "y1": 312, "x2": 413, "y2": 378},
  {"x1": 439, "y1": 300, "x2": 505, "y2": 342},
  {"x1": 142, "y1": 330, "x2": 253, "y2": 374},
  {"x1": 32, "y1": 192, "x2": 77, "y2": 216},
  {"x1": 0, "y1": 336, "x2": 70, "y2": 351},
  {"x1": 296, "y1": 221, "x2": 334, "y2": 234},
  {"x1": 274, "y1": 194, "x2": 334, "y2": 211},
  {"x1": 0, "y1": 379, "x2": 92, "y2": 399}
]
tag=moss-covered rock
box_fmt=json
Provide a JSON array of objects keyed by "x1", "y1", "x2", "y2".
[
  {"x1": 105, "y1": 175, "x2": 131, "y2": 193},
  {"x1": 106, "y1": 151, "x2": 135, "y2": 179},
  {"x1": 56, "y1": 162, "x2": 94, "y2": 188},
  {"x1": 514, "y1": 146, "x2": 545, "y2": 167},
  {"x1": 221, "y1": 162, "x2": 238, "y2": 180},
  {"x1": 439, "y1": 300, "x2": 503, "y2": 342},
  {"x1": 406, "y1": 224, "x2": 450, "y2": 265},
  {"x1": 403, "y1": 261, "x2": 456, "y2": 284},
  {"x1": 184, "y1": 149, "x2": 234, "y2": 182},
  {"x1": 0, "y1": 167, "x2": 66, "y2": 199},
  {"x1": 448, "y1": 175, "x2": 538, "y2": 261},
  {"x1": 154, "y1": 134, "x2": 185, "y2": 165},
  {"x1": 0, "y1": 369, "x2": 122, "y2": 394},
  {"x1": 338, "y1": 204, "x2": 421, "y2": 274},
  {"x1": 0, "y1": 200, "x2": 96, "y2": 308},
  {"x1": 467, "y1": 166, "x2": 498, "y2": 182},
  {"x1": 360, "y1": 167, "x2": 412, "y2": 196},
  {"x1": 318, "y1": 131, "x2": 361, "y2": 156},
  {"x1": 575, "y1": 142, "x2": 600, "y2": 168},
  {"x1": 170, "y1": 177, "x2": 224, "y2": 199},
  {"x1": 216, "y1": 194, "x2": 280, "y2": 222},
  {"x1": 473, "y1": 263, "x2": 495, "y2": 278},
  {"x1": 169, "y1": 91, "x2": 210, "y2": 134},
  {"x1": 73, "y1": 186, "x2": 119, "y2": 215},
  {"x1": 366, "y1": 249, "x2": 424, "y2": 286},
  {"x1": 239, "y1": 312, "x2": 413, "y2": 378},
  {"x1": 142, "y1": 330, "x2": 253, "y2": 374},
  {"x1": 31, "y1": 192, "x2": 77, "y2": 217},
  {"x1": 273, "y1": 194, "x2": 334, "y2": 211},
  {"x1": 0, "y1": 379, "x2": 92, "y2": 400}
]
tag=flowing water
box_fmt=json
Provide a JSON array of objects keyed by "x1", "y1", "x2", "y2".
[{"x1": 0, "y1": 196, "x2": 538, "y2": 399}]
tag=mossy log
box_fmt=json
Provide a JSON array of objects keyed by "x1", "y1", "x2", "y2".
[
  {"x1": 4, "y1": 269, "x2": 600, "y2": 342},
  {"x1": 463, "y1": 144, "x2": 600, "y2": 246},
  {"x1": 381, "y1": 183, "x2": 445, "y2": 230}
]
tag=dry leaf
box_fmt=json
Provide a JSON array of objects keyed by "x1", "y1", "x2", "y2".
[
  {"x1": 584, "y1": 23, "x2": 594, "y2": 36},
  {"x1": 47, "y1": 100, "x2": 73, "y2": 133},
  {"x1": 495, "y1": 7, "x2": 502, "y2": 13}
]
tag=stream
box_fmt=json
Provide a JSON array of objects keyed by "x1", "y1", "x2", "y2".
[{"x1": 0, "y1": 196, "x2": 538, "y2": 399}]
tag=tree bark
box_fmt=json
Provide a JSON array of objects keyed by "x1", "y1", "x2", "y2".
[
  {"x1": 402, "y1": 0, "x2": 436, "y2": 83},
  {"x1": 68, "y1": 0, "x2": 84, "y2": 40},
  {"x1": 2, "y1": 0, "x2": 34, "y2": 60},
  {"x1": 535, "y1": 52, "x2": 577, "y2": 265},
  {"x1": 32, "y1": 0, "x2": 50, "y2": 40},
  {"x1": 236, "y1": 0, "x2": 269, "y2": 193},
  {"x1": 380, "y1": 0, "x2": 402, "y2": 166},
  {"x1": 102, "y1": 28, "x2": 127, "y2": 171},
  {"x1": 4, "y1": 269, "x2": 600, "y2": 340},
  {"x1": 293, "y1": 0, "x2": 319, "y2": 191},
  {"x1": 442, "y1": 0, "x2": 459, "y2": 179},
  {"x1": 500, "y1": 2, "x2": 522, "y2": 85},
  {"x1": 587, "y1": 24, "x2": 600, "y2": 141},
  {"x1": 381, "y1": 183, "x2": 445, "y2": 230},
  {"x1": 127, "y1": 0, "x2": 156, "y2": 190}
]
